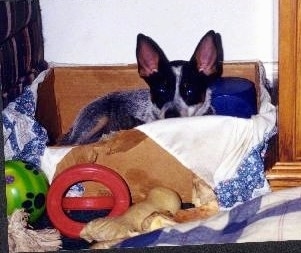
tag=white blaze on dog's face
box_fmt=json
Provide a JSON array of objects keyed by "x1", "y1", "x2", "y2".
[
  {"x1": 158, "y1": 65, "x2": 213, "y2": 118},
  {"x1": 136, "y1": 31, "x2": 221, "y2": 119}
]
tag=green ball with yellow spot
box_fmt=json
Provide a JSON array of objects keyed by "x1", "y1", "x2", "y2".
[{"x1": 5, "y1": 160, "x2": 49, "y2": 223}]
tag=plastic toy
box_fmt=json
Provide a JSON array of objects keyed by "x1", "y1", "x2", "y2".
[
  {"x1": 5, "y1": 160, "x2": 49, "y2": 223},
  {"x1": 46, "y1": 163, "x2": 131, "y2": 238}
]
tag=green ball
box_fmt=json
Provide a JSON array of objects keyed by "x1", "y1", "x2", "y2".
[{"x1": 5, "y1": 160, "x2": 49, "y2": 223}]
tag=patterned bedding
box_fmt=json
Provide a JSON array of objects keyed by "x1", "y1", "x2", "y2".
[{"x1": 116, "y1": 187, "x2": 301, "y2": 248}]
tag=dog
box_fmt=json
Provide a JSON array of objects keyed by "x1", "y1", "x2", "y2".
[{"x1": 58, "y1": 30, "x2": 223, "y2": 145}]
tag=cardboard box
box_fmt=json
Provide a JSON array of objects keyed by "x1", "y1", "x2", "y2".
[
  {"x1": 36, "y1": 62, "x2": 260, "y2": 144},
  {"x1": 35, "y1": 62, "x2": 261, "y2": 204}
]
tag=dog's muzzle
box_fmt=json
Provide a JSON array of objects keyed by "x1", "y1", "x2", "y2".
[{"x1": 164, "y1": 109, "x2": 181, "y2": 118}]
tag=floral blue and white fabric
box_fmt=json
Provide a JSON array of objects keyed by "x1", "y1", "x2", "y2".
[
  {"x1": 116, "y1": 186, "x2": 301, "y2": 248},
  {"x1": 3, "y1": 70, "x2": 49, "y2": 167},
  {"x1": 2, "y1": 69, "x2": 85, "y2": 196}
]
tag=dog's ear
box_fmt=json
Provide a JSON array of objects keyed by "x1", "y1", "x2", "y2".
[
  {"x1": 191, "y1": 30, "x2": 220, "y2": 76},
  {"x1": 136, "y1": 34, "x2": 169, "y2": 77}
]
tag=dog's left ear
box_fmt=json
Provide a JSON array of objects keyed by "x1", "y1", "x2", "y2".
[
  {"x1": 191, "y1": 30, "x2": 220, "y2": 76},
  {"x1": 136, "y1": 34, "x2": 169, "y2": 77}
]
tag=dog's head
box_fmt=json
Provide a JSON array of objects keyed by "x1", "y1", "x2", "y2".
[{"x1": 136, "y1": 30, "x2": 223, "y2": 119}]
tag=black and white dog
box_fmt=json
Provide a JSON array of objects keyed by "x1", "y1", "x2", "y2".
[{"x1": 59, "y1": 30, "x2": 223, "y2": 145}]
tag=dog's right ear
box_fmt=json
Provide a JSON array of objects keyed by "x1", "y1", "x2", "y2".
[
  {"x1": 136, "y1": 34, "x2": 168, "y2": 77},
  {"x1": 191, "y1": 30, "x2": 221, "y2": 76}
]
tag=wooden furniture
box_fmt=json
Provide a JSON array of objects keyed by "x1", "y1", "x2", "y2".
[{"x1": 266, "y1": 0, "x2": 301, "y2": 190}]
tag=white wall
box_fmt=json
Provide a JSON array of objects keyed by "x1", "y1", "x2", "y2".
[{"x1": 40, "y1": 0, "x2": 278, "y2": 69}]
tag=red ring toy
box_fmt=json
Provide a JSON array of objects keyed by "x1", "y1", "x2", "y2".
[{"x1": 46, "y1": 163, "x2": 131, "y2": 238}]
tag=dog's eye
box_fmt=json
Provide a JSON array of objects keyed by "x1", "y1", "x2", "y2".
[
  {"x1": 180, "y1": 83, "x2": 204, "y2": 105},
  {"x1": 181, "y1": 83, "x2": 194, "y2": 96},
  {"x1": 156, "y1": 82, "x2": 173, "y2": 96},
  {"x1": 157, "y1": 84, "x2": 169, "y2": 95},
  {"x1": 151, "y1": 82, "x2": 174, "y2": 108},
  {"x1": 182, "y1": 83, "x2": 194, "y2": 96}
]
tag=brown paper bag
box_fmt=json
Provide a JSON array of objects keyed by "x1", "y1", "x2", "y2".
[{"x1": 55, "y1": 129, "x2": 199, "y2": 203}]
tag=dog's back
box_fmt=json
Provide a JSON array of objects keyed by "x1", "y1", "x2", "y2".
[{"x1": 58, "y1": 89, "x2": 154, "y2": 145}]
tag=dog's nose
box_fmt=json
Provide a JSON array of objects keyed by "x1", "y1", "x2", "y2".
[{"x1": 165, "y1": 109, "x2": 180, "y2": 118}]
